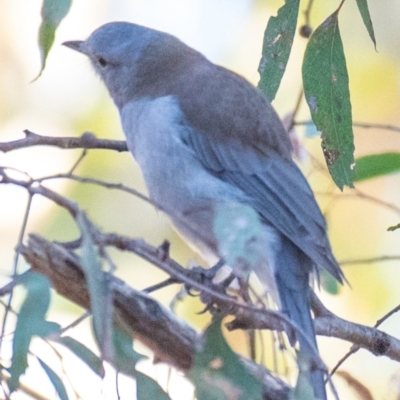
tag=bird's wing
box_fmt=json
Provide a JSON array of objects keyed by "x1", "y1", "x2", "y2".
[{"x1": 176, "y1": 67, "x2": 343, "y2": 282}]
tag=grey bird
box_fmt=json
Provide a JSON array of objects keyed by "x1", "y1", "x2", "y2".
[{"x1": 63, "y1": 21, "x2": 344, "y2": 399}]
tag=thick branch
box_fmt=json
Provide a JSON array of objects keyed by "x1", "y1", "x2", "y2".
[
  {"x1": 228, "y1": 292, "x2": 400, "y2": 363},
  {"x1": 312, "y1": 293, "x2": 400, "y2": 361},
  {"x1": 0, "y1": 130, "x2": 127, "y2": 153},
  {"x1": 20, "y1": 234, "x2": 290, "y2": 400}
]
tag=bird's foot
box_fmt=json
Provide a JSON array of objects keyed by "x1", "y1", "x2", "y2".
[{"x1": 185, "y1": 260, "x2": 238, "y2": 313}]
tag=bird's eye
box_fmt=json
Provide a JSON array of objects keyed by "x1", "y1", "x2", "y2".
[{"x1": 97, "y1": 57, "x2": 108, "y2": 67}]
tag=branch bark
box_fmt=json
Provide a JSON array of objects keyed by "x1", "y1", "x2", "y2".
[
  {"x1": 0, "y1": 130, "x2": 127, "y2": 153},
  {"x1": 228, "y1": 291, "x2": 400, "y2": 363},
  {"x1": 21, "y1": 234, "x2": 290, "y2": 400}
]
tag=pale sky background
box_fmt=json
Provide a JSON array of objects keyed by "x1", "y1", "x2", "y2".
[{"x1": 1, "y1": 1, "x2": 400, "y2": 399}]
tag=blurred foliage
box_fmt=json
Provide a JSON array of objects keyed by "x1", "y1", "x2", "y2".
[
  {"x1": 258, "y1": 0, "x2": 300, "y2": 101},
  {"x1": 354, "y1": 153, "x2": 400, "y2": 182},
  {"x1": 189, "y1": 318, "x2": 263, "y2": 400},
  {"x1": 37, "y1": 0, "x2": 71, "y2": 78}
]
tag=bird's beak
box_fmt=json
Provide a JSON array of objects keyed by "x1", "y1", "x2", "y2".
[{"x1": 62, "y1": 40, "x2": 86, "y2": 54}]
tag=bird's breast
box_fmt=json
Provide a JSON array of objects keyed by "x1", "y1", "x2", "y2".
[{"x1": 119, "y1": 95, "x2": 246, "y2": 256}]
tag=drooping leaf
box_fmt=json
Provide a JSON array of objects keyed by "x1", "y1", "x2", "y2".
[
  {"x1": 9, "y1": 272, "x2": 51, "y2": 392},
  {"x1": 56, "y1": 336, "x2": 104, "y2": 377},
  {"x1": 355, "y1": 0, "x2": 376, "y2": 49},
  {"x1": 136, "y1": 371, "x2": 171, "y2": 400},
  {"x1": 289, "y1": 352, "x2": 315, "y2": 400},
  {"x1": 36, "y1": 0, "x2": 72, "y2": 78},
  {"x1": 36, "y1": 321, "x2": 61, "y2": 337},
  {"x1": 111, "y1": 328, "x2": 169, "y2": 400},
  {"x1": 302, "y1": 11, "x2": 355, "y2": 190},
  {"x1": 321, "y1": 271, "x2": 340, "y2": 295},
  {"x1": 289, "y1": 371, "x2": 315, "y2": 400},
  {"x1": 77, "y1": 212, "x2": 113, "y2": 361},
  {"x1": 337, "y1": 371, "x2": 374, "y2": 400},
  {"x1": 111, "y1": 329, "x2": 169, "y2": 399},
  {"x1": 214, "y1": 202, "x2": 262, "y2": 280},
  {"x1": 111, "y1": 327, "x2": 145, "y2": 377},
  {"x1": 189, "y1": 317, "x2": 262, "y2": 400},
  {"x1": 388, "y1": 223, "x2": 400, "y2": 232},
  {"x1": 258, "y1": 0, "x2": 300, "y2": 101},
  {"x1": 353, "y1": 153, "x2": 400, "y2": 182},
  {"x1": 37, "y1": 358, "x2": 69, "y2": 400}
]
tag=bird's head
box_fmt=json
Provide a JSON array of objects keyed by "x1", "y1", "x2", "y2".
[{"x1": 63, "y1": 22, "x2": 198, "y2": 107}]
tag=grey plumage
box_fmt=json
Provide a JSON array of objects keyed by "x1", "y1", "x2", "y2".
[{"x1": 64, "y1": 21, "x2": 344, "y2": 399}]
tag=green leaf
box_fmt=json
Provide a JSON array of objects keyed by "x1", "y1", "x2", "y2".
[
  {"x1": 289, "y1": 352, "x2": 315, "y2": 400},
  {"x1": 258, "y1": 0, "x2": 300, "y2": 101},
  {"x1": 136, "y1": 371, "x2": 171, "y2": 400},
  {"x1": 388, "y1": 223, "x2": 400, "y2": 232},
  {"x1": 9, "y1": 272, "x2": 51, "y2": 392},
  {"x1": 36, "y1": 321, "x2": 61, "y2": 337},
  {"x1": 321, "y1": 271, "x2": 340, "y2": 295},
  {"x1": 56, "y1": 336, "x2": 104, "y2": 377},
  {"x1": 110, "y1": 328, "x2": 169, "y2": 400},
  {"x1": 36, "y1": 0, "x2": 72, "y2": 78},
  {"x1": 77, "y1": 212, "x2": 113, "y2": 361},
  {"x1": 37, "y1": 358, "x2": 69, "y2": 400},
  {"x1": 302, "y1": 11, "x2": 355, "y2": 190},
  {"x1": 353, "y1": 153, "x2": 400, "y2": 182},
  {"x1": 111, "y1": 327, "x2": 145, "y2": 377},
  {"x1": 289, "y1": 372, "x2": 315, "y2": 400},
  {"x1": 214, "y1": 202, "x2": 262, "y2": 279},
  {"x1": 355, "y1": 0, "x2": 376, "y2": 49},
  {"x1": 189, "y1": 317, "x2": 262, "y2": 400}
]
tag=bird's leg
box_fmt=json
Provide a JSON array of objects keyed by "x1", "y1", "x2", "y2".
[
  {"x1": 186, "y1": 259, "x2": 234, "y2": 295},
  {"x1": 186, "y1": 260, "x2": 240, "y2": 313}
]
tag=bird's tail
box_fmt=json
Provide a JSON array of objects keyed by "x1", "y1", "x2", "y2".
[{"x1": 275, "y1": 240, "x2": 327, "y2": 400}]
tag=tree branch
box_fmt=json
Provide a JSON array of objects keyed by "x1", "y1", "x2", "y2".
[
  {"x1": 0, "y1": 130, "x2": 127, "y2": 153},
  {"x1": 20, "y1": 234, "x2": 290, "y2": 400},
  {"x1": 228, "y1": 291, "x2": 400, "y2": 364}
]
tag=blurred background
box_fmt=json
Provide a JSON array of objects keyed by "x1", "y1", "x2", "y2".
[{"x1": 1, "y1": 0, "x2": 400, "y2": 398}]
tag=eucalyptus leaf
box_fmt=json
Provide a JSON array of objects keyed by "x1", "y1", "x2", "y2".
[
  {"x1": 111, "y1": 329, "x2": 169, "y2": 400},
  {"x1": 189, "y1": 318, "x2": 262, "y2": 400},
  {"x1": 136, "y1": 371, "x2": 171, "y2": 400},
  {"x1": 9, "y1": 272, "x2": 51, "y2": 392},
  {"x1": 353, "y1": 153, "x2": 400, "y2": 182},
  {"x1": 355, "y1": 0, "x2": 376, "y2": 49},
  {"x1": 36, "y1": 0, "x2": 72, "y2": 78},
  {"x1": 289, "y1": 352, "x2": 315, "y2": 400},
  {"x1": 112, "y1": 327, "x2": 145, "y2": 377},
  {"x1": 38, "y1": 358, "x2": 69, "y2": 400},
  {"x1": 258, "y1": 0, "x2": 300, "y2": 101},
  {"x1": 56, "y1": 336, "x2": 104, "y2": 377},
  {"x1": 302, "y1": 11, "x2": 355, "y2": 190},
  {"x1": 214, "y1": 202, "x2": 262, "y2": 280},
  {"x1": 77, "y1": 212, "x2": 113, "y2": 361}
]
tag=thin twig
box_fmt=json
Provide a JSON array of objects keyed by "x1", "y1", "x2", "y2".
[
  {"x1": 303, "y1": 0, "x2": 315, "y2": 27},
  {"x1": 59, "y1": 312, "x2": 91, "y2": 334},
  {"x1": 287, "y1": 89, "x2": 304, "y2": 133},
  {"x1": 315, "y1": 190, "x2": 400, "y2": 216},
  {"x1": 329, "y1": 301, "x2": 400, "y2": 377},
  {"x1": 68, "y1": 149, "x2": 88, "y2": 174},
  {"x1": 39, "y1": 173, "x2": 152, "y2": 206},
  {"x1": 294, "y1": 120, "x2": 400, "y2": 134},
  {"x1": 340, "y1": 255, "x2": 400, "y2": 267},
  {"x1": 0, "y1": 130, "x2": 127, "y2": 153}
]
